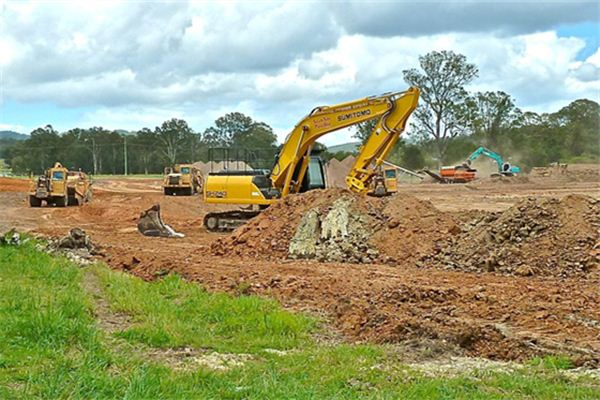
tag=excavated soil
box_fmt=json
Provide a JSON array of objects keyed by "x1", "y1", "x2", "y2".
[
  {"x1": 0, "y1": 177, "x2": 30, "y2": 192},
  {"x1": 421, "y1": 195, "x2": 600, "y2": 277},
  {"x1": 213, "y1": 189, "x2": 598, "y2": 279},
  {"x1": 212, "y1": 189, "x2": 459, "y2": 266},
  {"x1": 1, "y1": 174, "x2": 600, "y2": 363}
]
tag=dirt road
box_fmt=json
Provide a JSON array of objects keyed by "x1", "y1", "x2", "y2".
[{"x1": 1, "y1": 175, "x2": 599, "y2": 363}]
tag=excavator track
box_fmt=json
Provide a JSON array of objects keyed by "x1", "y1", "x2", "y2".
[{"x1": 203, "y1": 210, "x2": 262, "y2": 232}]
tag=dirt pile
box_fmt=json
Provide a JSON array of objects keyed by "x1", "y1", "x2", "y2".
[
  {"x1": 530, "y1": 163, "x2": 600, "y2": 182},
  {"x1": 421, "y1": 195, "x2": 600, "y2": 277},
  {"x1": 288, "y1": 197, "x2": 377, "y2": 263},
  {"x1": 212, "y1": 189, "x2": 458, "y2": 264},
  {"x1": 211, "y1": 189, "x2": 360, "y2": 260},
  {"x1": 371, "y1": 195, "x2": 458, "y2": 264},
  {"x1": 0, "y1": 177, "x2": 30, "y2": 192},
  {"x1": 325, "y1": 155, "x2": 356, "y2": 188}
]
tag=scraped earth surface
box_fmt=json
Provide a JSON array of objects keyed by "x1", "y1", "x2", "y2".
[{"x1": 1, "y1": 174, "x2": 599, "y2": 364}]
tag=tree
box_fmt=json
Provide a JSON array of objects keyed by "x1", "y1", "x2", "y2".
[
  {"x1": 469, "y1": 91, "x2": 521, "y2": 148},
  {"x1": 156, "y1": 118, "x2": 193, "y2": 165},
  {"x1": 203, "y1": 112, "x2": 277, "y2": 168},
  {"x1": 403, "y1": 50, "x2": 478, "y2": 163},
  {"x1": 81, "y1": 127, "x2": 112, "y2": 175},
  {"x1": 353, "y1": 119, "x2": 378, "y2": 144},
  {"x1": 26, "y1": 125, "x2": 61, "y2": 173},
  {"x1": 555, "y1": 99, "x2": 600, "y2": 158},
  {"x1": 202, "y1": 112, "x2": 254, "y2": 148}
]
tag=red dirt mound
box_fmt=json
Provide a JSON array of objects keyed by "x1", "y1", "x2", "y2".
[
  {"x1": 211, "y1": 189, "x2": 458, "y2": 265},
  {"x1": 212, "y1": 189, "x2": 352, "y2": 259},
  {"x1": 371, "y1": 195, "x2": 458, "y2": 264},
  {"x1": 421, "y1": 195, "x2": 600, "y2": 277},
  {"x1": 0, "y1": 177, "x2": 30, "y2": 192}
]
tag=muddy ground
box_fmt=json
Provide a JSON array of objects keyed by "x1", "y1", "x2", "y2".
[{"x1": 1, "y1": 174, "x2": 599, "y2": 363}]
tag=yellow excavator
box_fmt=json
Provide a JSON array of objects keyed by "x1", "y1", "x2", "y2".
[{"x1": 203, "y1": 87, "x2": 420, "y2": 231}]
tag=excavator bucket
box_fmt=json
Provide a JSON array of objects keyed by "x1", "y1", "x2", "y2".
[{"x1": 137, "y1": 204, "x2": 184, "y2": 238}]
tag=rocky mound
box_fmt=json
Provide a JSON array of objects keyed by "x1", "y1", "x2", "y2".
[
  {"x1": 421, "y1": 195, "x2": 600, "y2": 277},
  {"x1": 211, "y1": 189, "x2": 458, "y2": 264},
  {"x1": 212, "y1": 190, "x2": 599, "y2": 276}
]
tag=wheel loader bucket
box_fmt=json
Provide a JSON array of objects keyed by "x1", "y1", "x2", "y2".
[{"x1": 138, "y1": 204, "x2": 184, "y2": 238}]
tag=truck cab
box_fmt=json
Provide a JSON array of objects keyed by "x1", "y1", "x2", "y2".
[{"x1": 163, "y1": 164, "x2": 202, "y2": 196}]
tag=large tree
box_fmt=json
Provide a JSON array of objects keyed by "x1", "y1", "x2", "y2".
[
  {"x1": 131, "y1": 128, "x2": 157, "y2": 174},
  {"x1": 469, "y1": 91, "x2": 522, "y2": 148},
  {"x1": 155, "y1": 118, "x2": 193, "y2": 165},
  {"x1": 25, "y1": 125, "x2": 61, "y2": 173},
  {"x1": 202, "y1": 112, "x2": 277, "y2": 168},
  {"x1": 554, "y1": 99, "x2": 600, "y2": 158},
  {"x1": 403, "y1": 50, "x2": 478, "y2": 163}
]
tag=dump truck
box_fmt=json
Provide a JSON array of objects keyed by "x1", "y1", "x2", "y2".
[
  {"x1": 163, "y1": 164, "x2": 203, "y2": 196},
  {"x1": 29, "y1": 162, "x2": 93, "y2": 207}
]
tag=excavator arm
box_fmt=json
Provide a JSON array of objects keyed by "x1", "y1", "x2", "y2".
[
  {"x1": 467, "y1": 147, "x2": 504, "y2": 170},
  {"x1": 467, "y1": 146, "x2": 521, "y2": 175},
  {"x1": 270, "y1": 87, "x2": 420, "y2": 196},
  {"x1": 345, "y1": 88, "x2": 420, "y2": 193}
]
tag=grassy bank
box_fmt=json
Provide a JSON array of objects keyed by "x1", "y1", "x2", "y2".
[{"x1": 0, "y1": 242, "x2": 597, "y2": 399}]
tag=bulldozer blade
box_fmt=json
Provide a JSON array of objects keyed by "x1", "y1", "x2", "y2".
[{"x1": 138, "y1": 204, "x2": 184, "y2": 238}]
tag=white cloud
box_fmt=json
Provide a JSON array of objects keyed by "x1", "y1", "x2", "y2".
[
  {"x1": 0, "y1": 123, "x2": 27, "y2": 132},
  {"x1": 1, "y1": 1, "x2": 598, "y2": 145}
]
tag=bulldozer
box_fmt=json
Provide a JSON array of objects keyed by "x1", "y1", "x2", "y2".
[
  {"x1": 163, "y1": 164, "x2": 203, "y2": 196},
  {"x1": 29, "y1": 162, "x2": 93, "y2": 207}
]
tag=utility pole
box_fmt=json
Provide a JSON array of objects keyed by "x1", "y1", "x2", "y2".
[{"x1": 123, "y1": 135, "x2": 128, "y2": 176}]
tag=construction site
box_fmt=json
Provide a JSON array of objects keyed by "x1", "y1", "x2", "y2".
[{"x1": 1, "y1": 160, "x2": 598, "y2": 364}]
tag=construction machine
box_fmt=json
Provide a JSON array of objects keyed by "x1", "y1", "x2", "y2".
[
  {"x1": 466, "y1": 146, "x2": 520, "y2": 176},
  {"x1": 163, "y1": 164, "x2": 203, "y2": 195},
  {"x1": 423, "y1": 147, "x2": 519, "y2": 184},
  {"x1": 202, "y1": 87, "x2": 420, "y2": 231},
  {"x1": 370, "y1": 165, "x2": 399, "y2": 195},
  {"x1": 29, "y1": 162, "x2": 93, "y2": 207}
]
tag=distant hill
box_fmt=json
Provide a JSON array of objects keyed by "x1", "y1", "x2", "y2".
[
  {"x1": 0, "y1": 131, "x2": 28, "y2": 140},
  {"x1": 327, "y1": 142, "x2": 360, "y2": 154},
  {"x1": 115, "y1": 129, "x2": 137, "y2": 136}
]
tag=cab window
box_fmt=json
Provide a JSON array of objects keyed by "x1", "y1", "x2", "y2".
[
  {"x1": 385, "y1": 169, "x2": 397, "y2": 179},
  {"x1": 307, "y1": 158, "x2": 325, "y2": 189},
  {"x1": 181, "y1": 167, "x2": 190, "y2": 174},
  {"x1": 52, "y1": 171, "x2": 65, "y2": 180}
]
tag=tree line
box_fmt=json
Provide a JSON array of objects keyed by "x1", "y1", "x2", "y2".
[
  {"x1": 1, "y1": 50, "x2": 598, "y2": 175},
  {"x1": 354, "y1": 51, "x2": 599, "y2": 170},
  {"x1": 1, "y1": 113, "x2": 278, "y2": 175}
]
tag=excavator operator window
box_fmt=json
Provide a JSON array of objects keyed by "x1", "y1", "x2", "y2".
[
  {"x1": 303, "y1": 157, "x2": 326, "y2": 191},
  {"x1": 385, "y1": 169, "x2": 397, "y2": 179},
  {"x1": 181, "y1": 167, "x2": 190, "y2": 174},
  {"x1": 52, "y1": 171, "x2": 64, "y2": 180}
]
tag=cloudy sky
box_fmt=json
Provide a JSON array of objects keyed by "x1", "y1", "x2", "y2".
[{"x1": 1, "y1": 0, "x2": 598, "y2": 145}]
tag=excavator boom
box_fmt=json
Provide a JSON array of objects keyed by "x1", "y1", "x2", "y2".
[
  {"x1": 271, "y1": 87, "x2": 419, "y2": 196},
  {"x1": 467, "y1": 146, "x2": 520, "y2": 176}
]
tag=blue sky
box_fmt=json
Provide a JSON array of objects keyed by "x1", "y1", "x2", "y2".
[
  {"x1": 557, "y1": 21, "x2": 599, "y2": 60},
  {"x1": 1, "y1": 1, "x2": 598, "y2": 146}
]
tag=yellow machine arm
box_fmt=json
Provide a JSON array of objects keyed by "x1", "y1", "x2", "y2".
[{"x1": 270, "y1": 87, "x2": 420, "y2": 196}]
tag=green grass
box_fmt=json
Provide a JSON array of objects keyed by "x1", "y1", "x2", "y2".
[
  {"x1": 0, "y1": 242, "x2": 598, "y2": 399},
  {"x1": 93, "y1": 266, "x2": 314, "y2": 352}
]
